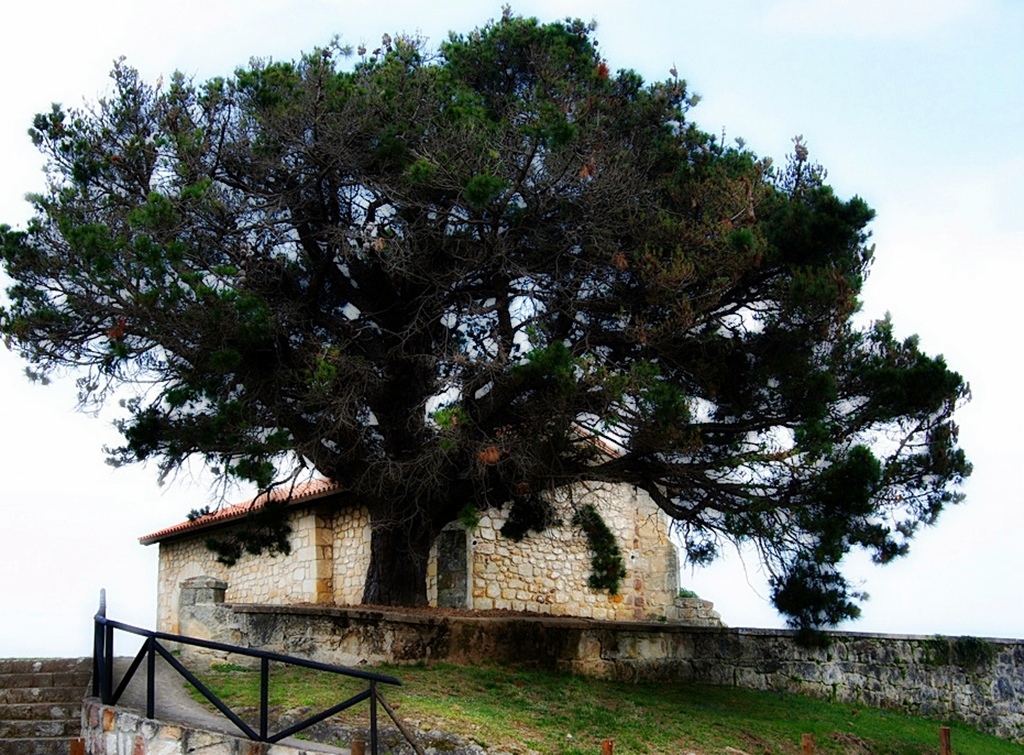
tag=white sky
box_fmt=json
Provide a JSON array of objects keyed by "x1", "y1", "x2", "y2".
[{"x1": 1, "y1": 0, "x2": 1021, "y2": 656}]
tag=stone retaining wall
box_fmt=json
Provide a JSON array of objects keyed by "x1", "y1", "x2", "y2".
[
  {"x1": 80, "y1": 699, "x2": 343, "y2": 755},
  {"x1": 179, "y1": 601, "x2": 1024, "y2": 742}
]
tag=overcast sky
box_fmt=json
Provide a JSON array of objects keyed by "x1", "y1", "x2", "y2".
[{"x1": 1, "y1": 0, "x2": 1021, "y2": 657}]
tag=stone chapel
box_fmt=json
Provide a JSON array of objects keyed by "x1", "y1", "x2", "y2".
[{"x1": 141, "y1": 478, "x2": 723, "y2": 634}]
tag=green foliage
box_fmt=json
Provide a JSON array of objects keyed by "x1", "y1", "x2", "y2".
[
  {"x1": 457, "y1": 503, "x2": 481, "y2": 531},
  {"x1": 572, "y1": 504, "x2": 627, "y2": 594},
  {"x1": 770, "y1": 559, "x2": 862, "y2": 645},
  {"x1": 306, "y1": 353, "x2": 339, "y2": 391},
  {"x1": 205, "y1": 501, "x2": 293, "y2": 566},
  {"x1": 432, "y1": 406, "x2": 467, "y2": 430},
  {"x1": 0, "y1": 11, "x2": 971, "y2": 621},
  {"x1": 923, "y1": 635, "x2": 997, "y2": 670},
  {"x1": 953, "y1": 636, "x2": 997, "y2": 668},
  {"x1": 404, "y1": 158, "x2": 437, "y2": 185},
  {"x1": 922, "y1": 636, "x2": 952, "y2": 666},
  {"x1": 677, "y1": 588, "x2": 700, "y2": 599},
  {"x1": 511, "y1": 340, "x2": 577, "y2": 391},
  {"x1": 500, "y1": 497, "x2": 558, "y2": 541},
  {"x1": 230, "y1": 457, "x2": 277, "y2": 489},
  {"x1": 209, "y1": 349, "x2": 242, "y2": 373},
  {"x1": 463, "y1": 172, "x2": 508, "y2": 210}
]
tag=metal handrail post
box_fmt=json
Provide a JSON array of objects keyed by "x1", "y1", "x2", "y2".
[
  {"x1": 93, "y1": 617, "x2": 103, "y2": 699},
  {"x1": 104, "y1": 623, "x2": 115, "y2": 703},
  {"x1": 260, "y1": 657, "x2": 269, "y2": 741},
  {"x1": 93, "y1": 589, "x2": 106, "y2": 699},
  {"x1": 146, "y1": 636, "x2": 156, "y2": 719}
]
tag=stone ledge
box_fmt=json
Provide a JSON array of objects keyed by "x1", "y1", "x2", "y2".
[
  {"x1": 81, "y1": 700, "x2": 349, "y2": 755},
  {"x1": 227, "y1": 602, "x2": 729, "y2": 633}
]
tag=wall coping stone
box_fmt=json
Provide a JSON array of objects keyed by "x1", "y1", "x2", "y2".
[
  {"x1": 180, "y1": 576, "x2": 228, "y2": 590},
  {"x1": 226, "y1": 603, "x2": 1020, "y2": 644},
  {"x1": 178, "y1": 576, "x2": 228, "y2": 608}
]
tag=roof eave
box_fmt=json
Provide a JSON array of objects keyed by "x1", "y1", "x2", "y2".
[{"x1": 138, "y1": 481, "x2": 344, "y2": 545}]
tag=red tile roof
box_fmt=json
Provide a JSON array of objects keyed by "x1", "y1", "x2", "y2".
[{"x1": 139, "y1": 477, "x2": 342, "y2": 545}]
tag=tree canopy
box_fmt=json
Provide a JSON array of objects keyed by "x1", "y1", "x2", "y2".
[{"x1": 0, "y1": 12, "x2": 970, "y2": 634}]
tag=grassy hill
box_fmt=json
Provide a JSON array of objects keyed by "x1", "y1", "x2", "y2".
[{"x1": 192, "y1": 661, "x2": 1022, "y2": 754}]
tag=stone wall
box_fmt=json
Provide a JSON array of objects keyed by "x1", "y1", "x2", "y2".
[
  {"x1": 177, "y1": 601, "x2": 1024, "y2": 742},
  {"x1": 439, "y1": 484, "x2": 685, "y2": 622},
  {"x1": 156, "y1": 483, "x2": 704, "y2": 631},
  {"x1": 155, "y1": 512, "x2": 318, "y2": 634},
  {"x1": 80, "y1": 699, "x2": 342, "y2": 754},
  {"x1": 331, "y1": 505, "x2": 371, "y2": 605},
  {"x1": 156, "y1": 505, "x2": 370, "y2": 633}
]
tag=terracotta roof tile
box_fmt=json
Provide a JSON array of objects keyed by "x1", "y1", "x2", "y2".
[{"x1": 139, "y1": 477, "x2": 342, "y2": 545}]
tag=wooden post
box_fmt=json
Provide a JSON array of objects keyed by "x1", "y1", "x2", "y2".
[
  {"x1": 801, "y1": 733, "x2": 815, "y2": 754},
  {"x1": 939, "y1": 726, "x2": 952, "y2": 755},
  {"x1": 376, "y1": 691, "x2": 428, "y2": 755},
  {"x1": 70, "y1": 740, "x2": 85, "y2": 755},
  {"x1": 601, "y1": 739, "x2": 614, "y2": 755},
  {"x1": 351, "y1": 739, "x2": 366, "y2": 755}
]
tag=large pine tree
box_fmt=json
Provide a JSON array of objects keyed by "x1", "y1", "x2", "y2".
[{"x1": 0, "y1": 13, "x2": 970, "y2": 633}]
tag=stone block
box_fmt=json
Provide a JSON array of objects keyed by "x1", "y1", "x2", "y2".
[
  {"x1": 179, "y1": 576, "x2": 227, "y2": 606},
  {"x1": 637, "y1": 637, "x2": 666, "y2": 658},
  {"x1": 577, "y1": 635, "x2": 602, "y2": 660},
  {"x1": 148, "y1": 737, "x2": 183, "y2": 755}
]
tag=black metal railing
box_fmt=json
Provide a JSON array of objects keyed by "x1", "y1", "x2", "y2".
[{"x1": 92, "y1": 592, "x2": 424, "y2": 754}]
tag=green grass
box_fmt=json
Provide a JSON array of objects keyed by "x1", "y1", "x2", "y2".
[{"x1": 190, "y1": 661, "x2": 1022, "y2": 754}]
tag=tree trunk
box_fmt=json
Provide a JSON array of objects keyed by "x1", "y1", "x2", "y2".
[{"x1": 361, "y1": 518, "x2": 432, "y2": 606}]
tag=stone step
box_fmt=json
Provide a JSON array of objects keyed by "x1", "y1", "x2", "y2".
[
  {"x1": 0, "y1": 671, "x2": 92, "y2": 689},
  {"x1": 0, "y1": 702, "x2": 80, "y2": 721},
  {"x1": 0, "y1": 737, "x2": 81, "y2": 755},
  {"x1": 0, "y1": 687, "x2": 88, "y2": 705},
  {"x1": 0, "y1": 717, "x2": 81, "y2": 739},
  {"x1": 0, "y1": 658, "x2": 89, "y2": 755},
  {"x1": 0, "y1": 659, "x2": 91, "y2": 675}
]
